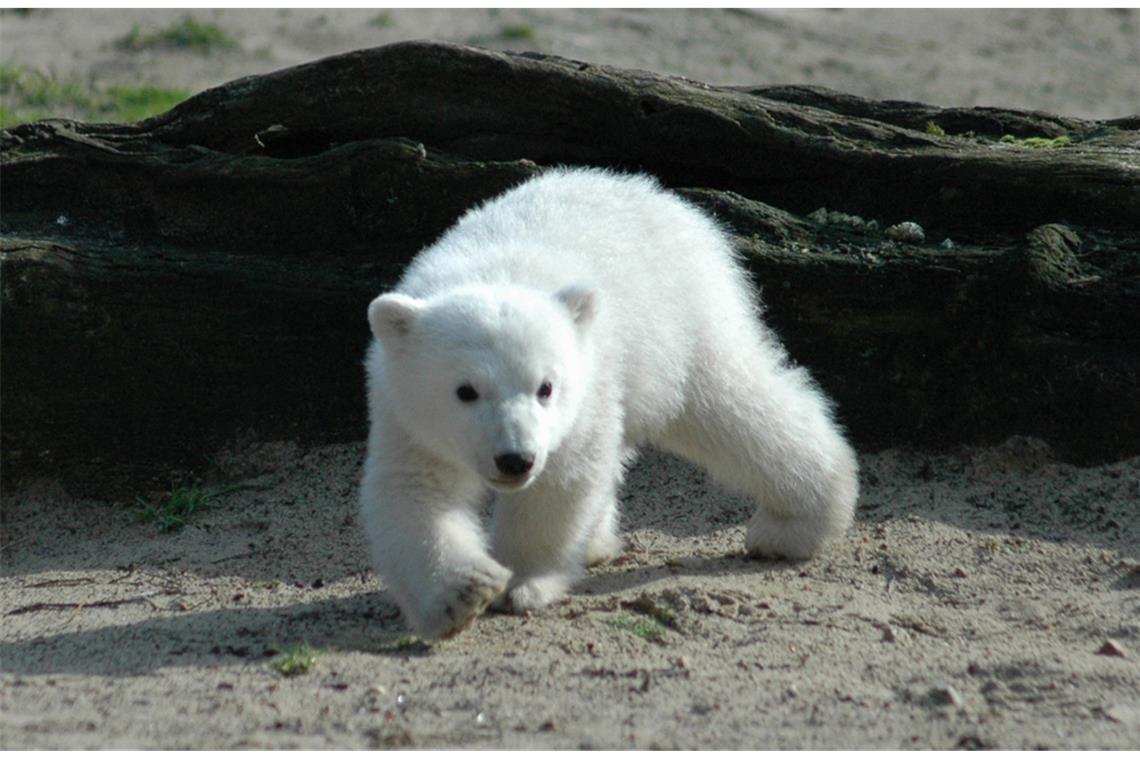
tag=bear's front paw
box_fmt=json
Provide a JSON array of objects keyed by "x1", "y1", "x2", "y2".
[{"x1": 416, "y1": 559, "x2": 512, "y2": 640}]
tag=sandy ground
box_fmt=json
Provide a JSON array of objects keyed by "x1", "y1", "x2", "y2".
[
  {"x1": 2, "y1": 439, "x2": 1138, "y2": 749},
  {"x1": 1, "y1": 8, "x2": 1138, "y2": 120},
  {"x1": 2, "y1": 8, "x2": 1139, "y2": 751}
]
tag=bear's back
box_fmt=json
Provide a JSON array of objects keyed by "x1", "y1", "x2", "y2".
[
  {"x1": 390, "y1": 169, "x2": 765, "y2": 443},
  {"x1": 398, "y1": 169, "x2": 749, "y2": 321}
]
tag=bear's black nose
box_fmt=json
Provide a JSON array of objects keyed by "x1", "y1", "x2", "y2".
[{"x1": 494, "y1": 452, "x2": 535, "y2": 477}]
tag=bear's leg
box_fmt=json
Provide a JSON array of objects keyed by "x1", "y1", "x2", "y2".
[
  {"x1": 360, "y1": 450, "x2": 511, "y2": 640},
  {"x1": 583, "y1": 495, "x2": 624, "y2": 566},
  {"x1": 656, "y1": 342, "x2": 858, "y2": 559},
  {"x1": 490, "y1": 458, "x2": 623, "y2": 612},
  {"x1": 580, "y1": 445, "x2": 638, "y2": 565}
]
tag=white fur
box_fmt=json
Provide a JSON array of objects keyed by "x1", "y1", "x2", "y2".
[{"x1": 360, "y1": 168, "x2": 859, "y2": 639}]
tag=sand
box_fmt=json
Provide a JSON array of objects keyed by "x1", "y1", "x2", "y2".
[
  {"x1": 3, "y1": 439, "x2": 1138, "y2": 749},
  {"x1": 2, "y1": 8, "x2": 1139, "y2": 751},
  {"x1": 1, "y1": 8, "x2": 1137, "y2": 120}
]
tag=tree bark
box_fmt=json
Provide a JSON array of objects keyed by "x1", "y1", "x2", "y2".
[{"x1": 2, "y1": 41, "x2": 1137, "y2": 488}]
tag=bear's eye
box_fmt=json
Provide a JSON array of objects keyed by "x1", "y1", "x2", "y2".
[
  {"x1": 456, "y1": 384, "x2": 479, "y2": 403},
  {"x1": 537, "y1": 380, "x2": 553, "y2": 400}
]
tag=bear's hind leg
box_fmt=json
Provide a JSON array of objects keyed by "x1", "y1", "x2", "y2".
[{"x1": 657, "y1": 343, "x2": 858, "y2": 559}]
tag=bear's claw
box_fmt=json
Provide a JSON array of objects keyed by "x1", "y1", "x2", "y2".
[{"x1": 423, "y1": 560, "x2": 511, "y2": 639}]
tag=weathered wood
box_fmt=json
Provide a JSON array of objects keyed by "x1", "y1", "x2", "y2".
[{"x1": 2, "y1": 41, "x2": 1137, "y2": 489}]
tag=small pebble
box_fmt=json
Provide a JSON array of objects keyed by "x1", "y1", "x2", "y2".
[
  {"x1": 1096, "y1": 639, "x2": 1128, "y2": 658},
  {"x1": 931, "y1": 683, "x2": 964, "y2": 707},
  {"x1": 1099, "y1": 703, "x2": 1140, "y2": 725},
  {"x1": 885, "y1": 221, "x2": 926, "y2": 243}
]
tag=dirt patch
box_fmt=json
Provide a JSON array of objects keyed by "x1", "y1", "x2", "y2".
[{"x1": 3, "y1": 438, "x2": 1138, "y2": 749}]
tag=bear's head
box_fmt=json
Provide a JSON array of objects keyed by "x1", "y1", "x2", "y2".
[{"x1": 368, "y1": 283, "x2": 597, "y2": 491}]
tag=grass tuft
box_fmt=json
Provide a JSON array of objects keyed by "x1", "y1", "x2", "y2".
[
  {"x1": 369, "y1": 11, "x2": 396, "y2": 29},
  {"x1": 925, "y1": 121, "x2": 946, "y2": 137},
  {"x1": 272, "y1": 642, "x2": 319, "y2": 677},
  {"x1": 0, "y1": 63, "x2": 189, "y2": 127},
  {"x1": 500, "y1": 23, "x2": 536, "y2": 41},
  {"x1": 999, "y1": 133, "x2": 1072, "y2": 149},
  {"x1": 133, "y1": 484, "x2": 239, "y2": 533},
  {"x1": 104, "y1": 85, "x2": 190, "y2": 123},
  {"x1": 119, "y1": 15, "x2": 239, "y2": 53},
  {"x1": 610, "y1": 612, "x2": 669, "y2": 642}
]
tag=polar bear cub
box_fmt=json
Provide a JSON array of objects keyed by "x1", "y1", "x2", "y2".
[{"x1": 360, "y1": 168, "x2": 858, "y2": 639}]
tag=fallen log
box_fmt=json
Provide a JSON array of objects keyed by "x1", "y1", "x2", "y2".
[{"x1": 2, "y1": 41, "x2": 1137, "y2": 491}]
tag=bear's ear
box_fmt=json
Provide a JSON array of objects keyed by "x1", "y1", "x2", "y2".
[
  {"x1": 555, "y1": 284, "x2": 598, "y2": 328},
  {"x1": 368, "y1": 293, "x2": 424, "y2": 343}
]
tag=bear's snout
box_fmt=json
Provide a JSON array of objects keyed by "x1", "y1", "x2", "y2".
[{"x1": 494, "y1": 452, "x2": 535, "y2": 478}]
